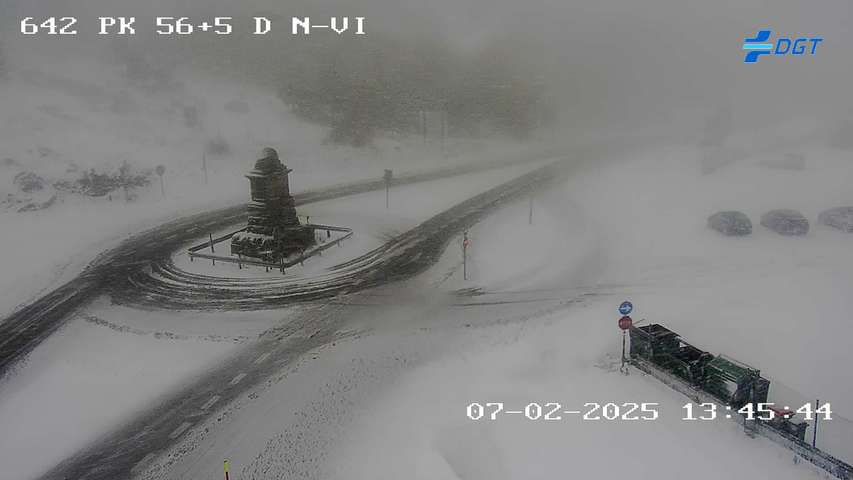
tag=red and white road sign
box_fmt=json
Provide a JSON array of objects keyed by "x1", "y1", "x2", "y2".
[{"x1": 618, "y1": 315, "x2": 633, "y2": 330}]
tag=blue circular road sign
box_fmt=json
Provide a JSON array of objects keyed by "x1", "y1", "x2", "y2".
[{"x1": 618, "y1": 301, "x2": 633, "y2": 315}]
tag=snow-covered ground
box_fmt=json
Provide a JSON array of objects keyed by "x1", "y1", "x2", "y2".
[
  {"x1": 574, "y1": 145, "x2": 853, "y2": 416},
  {"x1": 0, "y1": 305, "x2": 277, "y2": 480},
  {"x1": 130, "y1": 138, "x2": 853, "y2": 480},
  {"x1": 3, "y1": 45, "x2": 852, "y2": 479},
  {"x1": 0, "y1": 53, "x2": 554, "y2": 321},
  {"x1": 173, "y1": 160, "x2": 552, "y2": 279},
  {"x1": 0, "y1": 160, "x2": 552, "y2": 480}
]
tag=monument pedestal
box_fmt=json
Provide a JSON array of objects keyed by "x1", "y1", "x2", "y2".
[{"x1": 231, "y1": 147, "x2": 315, "y2": 261}]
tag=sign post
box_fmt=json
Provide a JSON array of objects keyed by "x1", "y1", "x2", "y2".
[
  {"x1": 617, "y1": 301, "x2": 633, "y2": 374},
  {"x1": 462, "y1": 231, "x2": 470, "y2": 280},
  {"x1": 209, "y1": 232, "x2": 216, "y2": 266},
  {"x1": 156, "y1": 165, "x2": 166, "y2": 198},
  {"x1": 813, "y1": 399, "x2": 819, "y2": 448},
  {"x1": 383, "y1": 169, "x2": 393, "y2": 209}
]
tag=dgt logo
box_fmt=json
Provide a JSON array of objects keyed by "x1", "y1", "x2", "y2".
[{"x1": 742, "y1": 30, "x2": 823, "y2": 63}]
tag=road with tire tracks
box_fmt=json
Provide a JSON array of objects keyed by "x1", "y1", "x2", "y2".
[
  {"x1": 0, "y1": 150, "x2": 562, "y2": 379},
  {"x1": 28, "y1": 156, "x2": 576, "y2": 480}
]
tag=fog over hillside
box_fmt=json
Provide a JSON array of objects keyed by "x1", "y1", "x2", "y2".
[{"x1": 3, "y1": 0, "x2": 851, "y2": 136}]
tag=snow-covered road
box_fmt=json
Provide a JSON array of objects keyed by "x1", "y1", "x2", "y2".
[
  {"x1": 4, "y1": 140, "x2": 851, "y2": 480},
  {"x1": 0, "y1": 154, "x2": 557, "y2": 381},
  {"x1": 136, "y1": 143, "x2": 853, "y2": 480},
  {"x1": 0, "y1": 156, "x2": 563, "y2": 480}
]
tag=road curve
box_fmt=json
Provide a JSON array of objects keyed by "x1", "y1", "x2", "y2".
[
  {"x1": 111, "y1": 159, "x2": 573, "y2": 310},
  {"x1": 0, "y1": 150, "x2": 562, "y2": 379},
  {"x1": 35, "y1": 157, "x2": 575, "y2": 480}
]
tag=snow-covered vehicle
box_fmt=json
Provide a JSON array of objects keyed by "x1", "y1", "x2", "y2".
[
  {"x1": 817, "y1": 206, "x2": 853, "y2": 232},
  {"x1": 707, "y1": 211, "x2": 752, "y2": 236},
  {"x1": 760, "y1": 209, "x2": 809, "y2": 236}
]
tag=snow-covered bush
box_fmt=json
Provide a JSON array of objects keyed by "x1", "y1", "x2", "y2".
[{"x1": 13, "y1": 172, "x2": 46, "y2": 193}]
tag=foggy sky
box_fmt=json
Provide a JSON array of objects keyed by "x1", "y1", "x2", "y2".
[{"x1": 2, "y1": 0, "x2": 851, "y2": 134}]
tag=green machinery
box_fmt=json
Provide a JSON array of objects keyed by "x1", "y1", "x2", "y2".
[{"x1": 629, "y1": 324, "x2": 768, "y2": 407}]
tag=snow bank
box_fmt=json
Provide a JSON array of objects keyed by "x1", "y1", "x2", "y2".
[{"x1": 324, "y1": 307, "x2": 814, "y2": 480}]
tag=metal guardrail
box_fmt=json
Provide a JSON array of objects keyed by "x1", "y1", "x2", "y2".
[
  {"x1": 630, "y1": 356, "x2": 853, "y2": 479},
  {"x1": 187, "y1": 228, "x2": 246, "y2": 253},
  {"x1": 186, "y1": 224, "x2": 353, "y2": 271}
]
